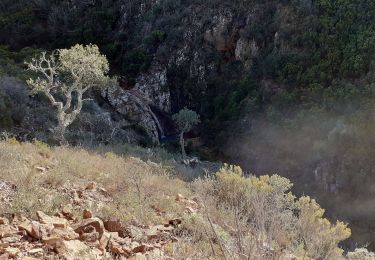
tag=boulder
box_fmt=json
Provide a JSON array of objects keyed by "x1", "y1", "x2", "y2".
[
  {"x1": 108, "y1": 240, "x2": 127, "y2": 255},
  {"x1": 55, "y1": 240, "x2": 97, "y2": 260},
  {"x1": 82, "y1": 209, "x2": 92, "y2": 219},
  {"x1": 18, "y1": 220, "x2": 44, "y2": 240},
  {"x1": 60, "y1": 204, "x2": 75, "y2": 221},
  {"x1": 36, "y1": 211, "x2": 67, "y2": 228},
  {"x1": 0, "y1": 225, "x2": 21, "y2": 238},
  {"x1": 99, "y1": 232, "x2": 111, "y2": 251},
  {"x1": 42, "y1": 236, "x2": 64, "y2": 248},
  {"x1": 131, "y1": 242, "x2": 147, "y2": 254},
  {"x1": 72, "y1": 217, "x2": 104, "y2": 239},
  {"x1": 50, "y1": 227, "x2": 79, "y2": 241},
  {"x1": 103, "y1": 218, "x2": 122, "y2": 233}
]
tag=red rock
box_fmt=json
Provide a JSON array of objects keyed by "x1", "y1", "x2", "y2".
[
  {"x1": 35, "y1": 223, "x2": 55, "y2": 240},
  {"x1": 18, "y1": 220, "x2": 43, "y2": 240},
  {"x1": 36, "y1": 211, "x2": 67, "y2": 228},
  {"x1": 108, "y1": 240, "x2": 126, "y2": 255},
  {"x1": 60, "y1": 204, "x2": 75, "y2": 221},
  {"x1": 55, "y1": 240, "x2": 97, "y2": 259},
  {"x1": 0, "y1": 225, "x2": 20, "y2": 238},
  {"x1": 50, "y1": 227, "x2": 79, "y2": 241},
  {"x1": 99, "y1": 232, "x2": 111, "y2": 251},
  {"x1": 18, "y1": 220, "x2": 32, "y2": 235},
  {"x1": 132, "y1": 242, "x2": 147, "y2": 254},
  {"x1": 82, "y1": 209, "x2": 92, "y2": 219},
  {"x1": 72, "y1": 217, "x2": 104, "y2": 239},
  {"x1": 103, "y1": 218, "x2": 122, "y2": 232},
  {"x1": 42, "y1": 236, "x2": 64, "y2": 248},
  {"x1": 0, "y1": 218, "x2": 8, "y2": 225}
]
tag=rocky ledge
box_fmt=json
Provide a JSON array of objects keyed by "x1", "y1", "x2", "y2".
[
  {"x1": 0, "y1": 178, "x2": 203, "y2": 260},
  {"x1": 0, "y1": 207, "x2": 184, "y2": 260}
]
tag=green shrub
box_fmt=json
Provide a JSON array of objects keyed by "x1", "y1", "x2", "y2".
[{"x1": 347, "y1": 248, "x2": 375, "y2": 260}]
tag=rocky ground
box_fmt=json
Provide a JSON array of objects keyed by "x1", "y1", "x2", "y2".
[
  {"x1": 0, "y1": 179, "x2": 202, "y2": 260},
  {"x1": 0, "y1": 141, "x2": 363, "y2": 260}
]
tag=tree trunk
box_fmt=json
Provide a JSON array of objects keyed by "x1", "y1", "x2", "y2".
[
  {"x1": 56, "y1": 111, "x2": 68, "y2": 145},
  {"x1": 55, "y1": 124, "x2": 67, "y2": 145},
  {"x1": 180, "y1": 131, "x2": 186, "y2": 158}
]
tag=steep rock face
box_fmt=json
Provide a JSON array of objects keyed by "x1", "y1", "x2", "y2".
[
  {"x1": 203, "y1": 11, "x2": 236, "y2": 52},
  {"x1": 100, "y1": 1, "x2": 287, "y2": 142},
  {"x1": 102, "y1": 83, "x2": 165, "y2": 144},
  {"x1": 134, "y1": 64, "x2": 170, "y2": 113}
]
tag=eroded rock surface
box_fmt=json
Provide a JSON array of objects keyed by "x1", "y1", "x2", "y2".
[{"x1": 0, "y1": 209, "x2": 180, "y2": 260}]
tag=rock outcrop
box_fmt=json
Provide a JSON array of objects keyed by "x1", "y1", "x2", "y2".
[
  {"x1": 102, "y1": 66, "x2": 170, "y2": 143},
  {"x1": 0, "y1": 209, "x2": 179, "y2": 260},
  {"x1": 0, "y1": 174, "x2": 205, "y2": 260}
]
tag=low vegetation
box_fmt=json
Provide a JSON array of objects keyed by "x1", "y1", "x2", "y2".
[
  {"x1": 0, "y1": 0, "x2": 374, "y2": 257},
  {"x1": 0, "y1": 140, "x2": 365, "y2": 259}
]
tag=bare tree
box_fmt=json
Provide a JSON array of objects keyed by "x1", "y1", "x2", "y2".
[{"x1": 25, "y1": 44, "x2": 113, "y2": 143}]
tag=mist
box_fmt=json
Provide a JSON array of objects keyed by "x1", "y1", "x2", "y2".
[{"x1": 224, "y1": 107, "x2": 375, "y2": 249}]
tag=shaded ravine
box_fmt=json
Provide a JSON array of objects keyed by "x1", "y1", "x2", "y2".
[{"x1": 127, "y1": 89, "x2": 166, "y2": 139}]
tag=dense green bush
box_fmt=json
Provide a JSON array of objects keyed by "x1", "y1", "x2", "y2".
[
  {"x1": 0, "y1": 91, "x2": 13, "y2": 130},
  {"x1": 0, "y1": 77, "x2": 28, "y2": 129},
  {"x1": 1, "y1": 0, "x2": 375, "y2": 146}
]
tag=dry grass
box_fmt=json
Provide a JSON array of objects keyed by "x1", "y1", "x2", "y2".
[
  {"x1": 0, "y1": 140, "x2": 190, "y2": 225},
  {"x1": 0, "y1": 140, "x2": 358, "y2": 259}
]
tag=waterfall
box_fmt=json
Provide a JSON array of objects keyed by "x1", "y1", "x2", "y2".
[
  {"x1": 148, "y1": 109, "x2": 165, "y2": 138},
  {"x1": 128, "y1": 89, "x2": 165, "y2": 139}
]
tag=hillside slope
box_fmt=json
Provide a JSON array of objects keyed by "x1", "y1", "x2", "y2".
[
  {"x1": 1, "y1": 0, "x2": 375, "y2": 253},
  {"x1": 0, "y1": 140, "x2": 364, "y2": 259}
]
